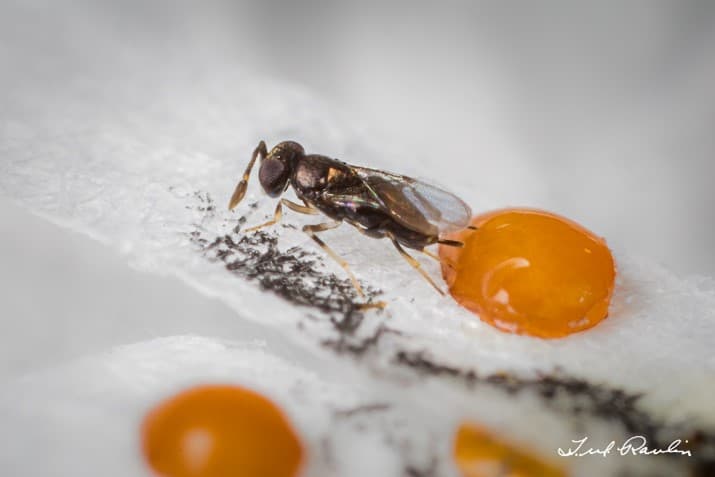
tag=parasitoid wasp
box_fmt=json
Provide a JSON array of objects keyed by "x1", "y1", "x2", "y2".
[{"x1": 228, "y1": 141, "x2": 474, "y2": 298}]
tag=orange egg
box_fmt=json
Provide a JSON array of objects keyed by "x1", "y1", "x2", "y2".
[
  {"x1": 440, "y1": 208, "x2": 616, "y2": 338},
  {"x1": 141, "y1": 385, "x2": 304, "y2": 477},
  {"x1": 453, "y1": 423, "x2": 567, "y2": 477}
]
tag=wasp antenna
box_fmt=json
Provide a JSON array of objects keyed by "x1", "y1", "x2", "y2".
[
  {"x1": 228, "y1": 141, "x2": 267, "y2": 210},
  {"x1": 228, "y1": 181, "x2": 248, "y2": 211}
]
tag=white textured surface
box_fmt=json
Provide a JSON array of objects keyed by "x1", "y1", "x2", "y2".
[{"x1": 1, "y1": 2, "x2": 714, "y2": 476}]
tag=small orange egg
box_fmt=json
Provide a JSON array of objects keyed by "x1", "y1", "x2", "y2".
[
  {"x1": 453, "y1": 423, "x2": 567, "y2": 477},
  {"x1": 440, "y1": 208, "x2": 616, "y2": 338},
  {"x1": 141, "y1": 385, "x2": 304, "y2": 477}
]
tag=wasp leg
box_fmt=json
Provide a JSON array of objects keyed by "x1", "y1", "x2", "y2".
[
  {"x1": 228, "y1": 140, "x2": 267, "y2": 210},
  {"x1": 244, "y1": 199, "x2": 319, "y2": 232},
  {"x1": 282, "y1": 199, "x2": 320, "y2": 215},
  {"x1": 421, "y1": 248, "x2": 456, "y2": 270},
  {"x1": 390, "y1": 238, "x2": 445, "y2": 296},
  {"x1": 303, "y1": 222, "x2": 365, "y2": 298},
  {"x1": 244, "y1": 200, "x2": 283, "y2": 232}
]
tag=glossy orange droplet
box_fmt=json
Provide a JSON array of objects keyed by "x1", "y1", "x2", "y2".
[
  {"x1": 141, "y1": 385, "x2": 304, "y2": 477},
  {"x1": 453, "y1": 423, "x2": 567, "y2": 477},
  {"x1": 440, "y1": 208, "x2": 616, "y2": 338}
]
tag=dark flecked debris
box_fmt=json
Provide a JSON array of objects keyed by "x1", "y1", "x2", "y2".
[
  {"x1": 188, "y1": 190, "x2": 714, "y2": 476},
  {"x1": 403, "y1": 458, "x2": 438, "y2": 477},
  {"x1": 394, "y1": 350, "x2": 715, "y2": 475},
  {"x1": 199, "y1": 230, "x2": 381, "y2": 310},
  {"x1": 323, "y1": 324, "x2": 402, "y2": 356},
  {"x1": 189, "y1": 192, "x2": 386, "y2": 351}
]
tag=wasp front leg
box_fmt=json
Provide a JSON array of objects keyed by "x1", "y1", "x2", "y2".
[{"x1": 244, "y1": 199, "x2": 319, "y2": 233}]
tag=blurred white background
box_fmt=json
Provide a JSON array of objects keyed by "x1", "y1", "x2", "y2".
[
  {"x1": 225, "y1": 0, "x2": 715, "y2": 275},
  {"x1": 3, "y1": 0, "x2": 714, "y2": 274}
]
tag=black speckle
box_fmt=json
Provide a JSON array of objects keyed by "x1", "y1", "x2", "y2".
[
  {"x1": 323, "y1": 324, "x2": 402, "y2": 356},
  {"x1": 403, "y1": 458, "x2": 438, "y2": 477},
  {"x1": 394, "y1": 350, "x2": 715, "y2": 473},
  {"x1": 187, "y1": 190, "x2": 715, "y2": 475},
  {"x1": 189, "y1": 191, "x2": 386, "y2": 351}
]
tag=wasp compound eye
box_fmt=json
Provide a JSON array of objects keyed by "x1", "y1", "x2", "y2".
[{"x1": 259, "y1": 157, "x2": 289, "y2": 197}]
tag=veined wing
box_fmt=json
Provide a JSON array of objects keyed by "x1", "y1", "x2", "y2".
[{"x1": 352, "y1": 166, "x2": 472, "y2": 237}]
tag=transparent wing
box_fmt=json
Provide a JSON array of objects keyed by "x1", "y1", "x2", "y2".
[{"x1": 353, "y1": 166, "x2": 472, "y2": 236}]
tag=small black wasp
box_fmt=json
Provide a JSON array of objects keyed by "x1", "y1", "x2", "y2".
[{"x1": 228, "y1": 141, "x2": 473, "y2": 298}]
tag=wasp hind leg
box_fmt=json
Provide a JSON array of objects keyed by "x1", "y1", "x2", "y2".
[
  {"x1": 421, "y1": 248, "x2": 456, "y2": 270},
  {"x1": 389, "y1": 238, "x2": 445, "y2": 296}
]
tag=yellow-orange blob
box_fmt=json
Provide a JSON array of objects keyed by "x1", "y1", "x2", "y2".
[
  {"x1": 141, "y1": 385, "x2": 304, "y2": 477},
  {"x1": 440, "y1": 208, "x2": 615, "y2": 338},
  {"x1": 453, "y1": 423, "x2": 567, "y2": 477}
]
